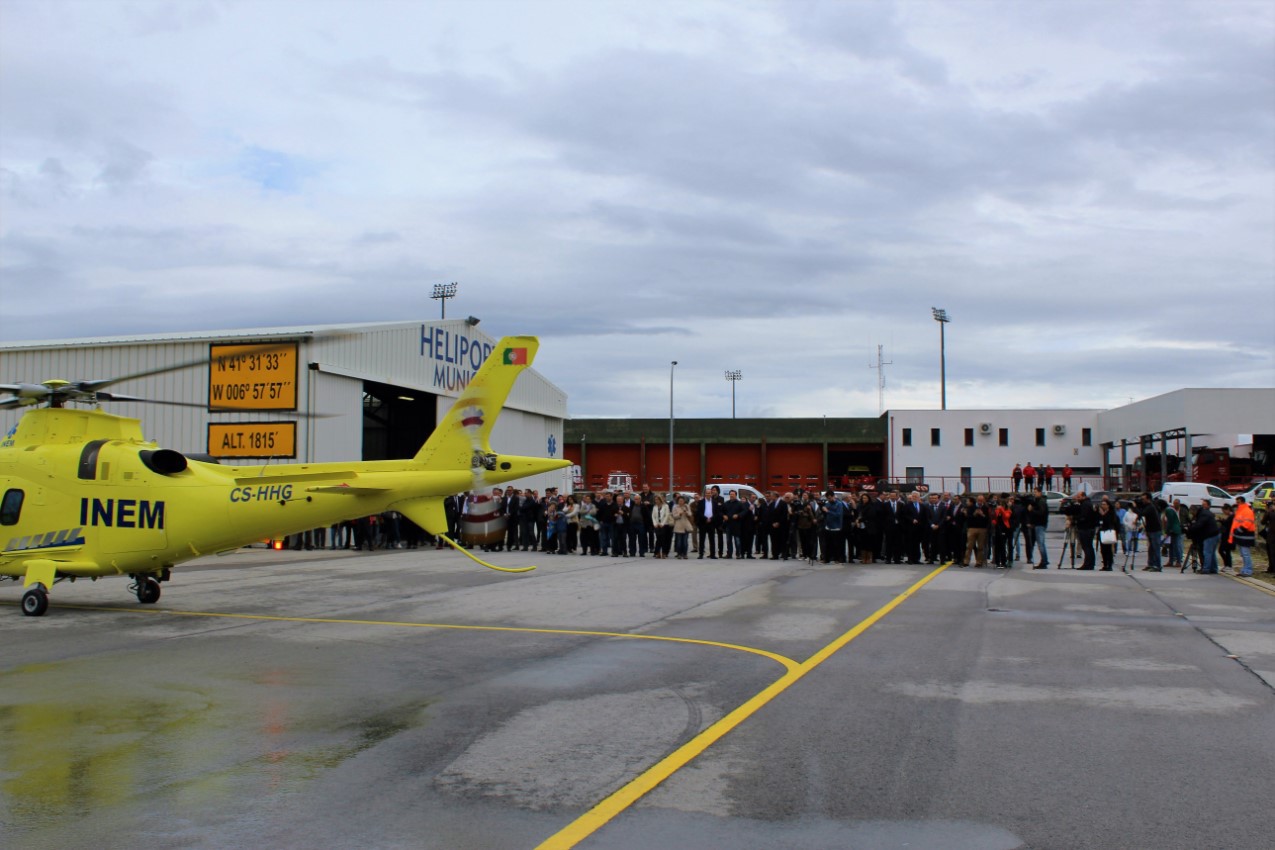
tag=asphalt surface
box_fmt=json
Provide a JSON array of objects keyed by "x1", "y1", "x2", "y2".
[{"x1": 2, "y1": 529, "x2": 1272, "y2": 850}]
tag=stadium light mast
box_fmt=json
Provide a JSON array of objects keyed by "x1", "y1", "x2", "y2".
[
  {"x1": 669, "y1": 361, "x2": 678, "y2": 496},
  {"x1": 431, "y1": 282, "x2": 458, "y2": 319},
  {"x1": 932, "y1": 307, "x2": 950, "y2": 410},
  {"x1": 724, "y1": 369, "x2": 742, "y2": 418}
]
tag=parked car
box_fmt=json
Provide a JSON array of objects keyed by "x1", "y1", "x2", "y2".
[
  {"x1": 1233, "y1": 480, "x2": 1275, "y2": 509},
  {"x1": 706, "y1": 482, "x2": 765, "y2": 501},
  {"x1": 1153, "y1": 482, "x2": 1237, "y2": 512},
  {"x1": 1039, "y1": 490, "x2": 1068, "y2": 511}
]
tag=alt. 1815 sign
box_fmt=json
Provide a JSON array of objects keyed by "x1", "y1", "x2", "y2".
[
  {"x1": 207, "y1": 421, "x2": 297, "y2": 459},
  {"x1": 208, "y1": 342, "x2": 298, "y2": 410}
]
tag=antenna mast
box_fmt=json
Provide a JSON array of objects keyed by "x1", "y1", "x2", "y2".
[{"x1": 868, "y1": 344, "x2": 892, "y2": 414}]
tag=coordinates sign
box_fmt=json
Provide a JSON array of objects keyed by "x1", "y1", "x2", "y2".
[
  {"x1": 209, "y1": 342, "x2": 298, "y2": 410},
  {"x1": 208, "y1": 422, "x2": 297, "y2": 459}
]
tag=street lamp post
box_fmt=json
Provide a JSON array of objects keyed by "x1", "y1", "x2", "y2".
[
  {"x1": 931, "y1": 307, "x2": 950, "y2": 410},
  {"x1": 669, "y1": 361, "x2": 677, "y2": 497},
  {"x1": 724, "y1": 369, "x2": 742, "y2": 418},
  {"x1": 431, "y1": 282, "x2": 458, "y2": 319}
]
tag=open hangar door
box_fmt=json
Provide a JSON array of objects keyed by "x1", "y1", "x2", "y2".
[
  {"x1": 828, "y1": 444, "x2": 884, "y2": 486},
  {"x1": 362, "y1": 379, "x2": 437, "y2": 461}
]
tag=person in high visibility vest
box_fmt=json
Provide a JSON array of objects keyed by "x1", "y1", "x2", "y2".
[{"x1": 1230, "y1": 496, "x2": 1257, "y2": 577}]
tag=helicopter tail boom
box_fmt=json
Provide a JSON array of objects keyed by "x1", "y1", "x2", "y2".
[{"x1": 413, "y1": 336, "x2": 539, "y2": 467}]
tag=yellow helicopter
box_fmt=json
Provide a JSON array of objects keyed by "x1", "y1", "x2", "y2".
[{"x1": 0, "y1": 335, "x2": 569, "y2": 616}]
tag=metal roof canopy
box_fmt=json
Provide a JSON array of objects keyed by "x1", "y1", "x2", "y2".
[{"x1": 1097, "y1": 388, "x2": 1275, "y2": 483}]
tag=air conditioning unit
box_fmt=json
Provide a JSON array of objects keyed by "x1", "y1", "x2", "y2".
[
  {"x1": 1052, "y1": 424, "x2": 1067, "y2": 436},
  {"x1": 978, "y1": 422, "x2": 993, "y2": 436}
]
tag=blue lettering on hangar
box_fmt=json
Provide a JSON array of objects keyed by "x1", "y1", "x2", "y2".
[{"x1": 421, "y1": 325, "x2": 493, "y2": 392}]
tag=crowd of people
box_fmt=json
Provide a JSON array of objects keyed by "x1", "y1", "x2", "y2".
[
  {"x1": 1011, "y1": 462, "x2": 1072, "y2": 493},
  {"x1": 281, "y1": 485, "x2": 1272, "y2": 578},
  {"x1": 1062, "y1": 490, "x2": 1267, "y2": 577},
  {"x1": 447, "y1": 485, "x2": 1060, "y2": 569}
]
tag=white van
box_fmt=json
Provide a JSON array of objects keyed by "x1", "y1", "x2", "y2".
[
  {"x1": 1153, "y1": 482, "x2": 1236, "y2": 512},
  {"x1": 706, "y1": 483, "x2": 765, "y2": 501}
]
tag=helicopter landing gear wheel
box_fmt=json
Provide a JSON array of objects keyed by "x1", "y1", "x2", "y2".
[
  {"x1": 21, "y1": 587, "x2": 49, "y2": 616},
  {"x1": 136, "y1": 577, "x2": 161, "y2": 605}
]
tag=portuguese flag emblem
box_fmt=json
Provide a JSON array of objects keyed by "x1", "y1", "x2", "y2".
[{"x1": 503, "y1": 347, "x2": 528, "y2": 365}]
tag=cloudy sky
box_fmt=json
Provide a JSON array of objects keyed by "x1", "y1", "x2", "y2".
[{"x1": 1, "y1": 0, "x2": 1272, "y2": 419}]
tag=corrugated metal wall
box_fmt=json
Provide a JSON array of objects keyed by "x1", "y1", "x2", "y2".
[
  {"x1": 0, "y1": 338, "x2": 303, "y2": 458},
  {"x1": 1, "y1": 322, "x2": 568, "y2": 476}
]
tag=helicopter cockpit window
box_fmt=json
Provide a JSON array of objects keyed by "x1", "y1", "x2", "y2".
[
  {"x1": 0, "y1": 489, "x2": 23, "y2": 526},
  {"x1": 79, "y1": 439, "x2": 108, "y2": 480}
]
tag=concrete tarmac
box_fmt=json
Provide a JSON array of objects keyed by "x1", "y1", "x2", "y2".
[{"x1": 2, "y1": 531, "x2": 1272, "y2": 850}]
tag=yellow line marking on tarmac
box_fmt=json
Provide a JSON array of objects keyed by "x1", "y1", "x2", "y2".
[
  {"x1": 59, "y1": 605, "x2": 799, "y2": 671},
  {"x1": 1222, "y1": 573, "x2": 1275, "y2": 597},
  {"x1": 534, "y1": 562, "x2": 950, "y2": 850}
]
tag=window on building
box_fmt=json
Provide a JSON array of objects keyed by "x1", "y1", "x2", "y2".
[
  {"x1": 1036, "y1": 427, "x2": 1046, "y2": 446},
  {"x1": 931, "y1": 428, "x2": 941, "y2": 446},
  {"x1": 902, "y1": 428, "x2": 912, "y2": 446},
  {"x1": 1082, "y1": 428, "x2": 1092, "y2": 447},
  {"x1": 964, "y1": 427, "x2": 974, "y2": 446},
  {"x1": 999, "y1": 427, "x2": 1009, "y2": 447},
  {"x1": 906, "y1": 466, "x2": 925, "y2": 483}
]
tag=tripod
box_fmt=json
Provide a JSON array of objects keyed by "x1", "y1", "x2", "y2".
[
  {"x1": 1182, "y1": 540, "x2": 1202, "y2": 573},
  {"x1": 1120, "y1": 519, "x2": 1142, "y2": 573},
  {"x1": 1061, "y1": 520, "x2": 1078, "y2": 569},
  {"x1": 1120, "y1": 537, "x2": 1138, "y2": 572}
]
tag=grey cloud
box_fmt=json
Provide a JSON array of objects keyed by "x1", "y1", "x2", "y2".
[
  {"x1": 95, "y1": 139, "x2": 154, "y2": 187},
  {"x1": 583, "y1": 201, "x2": 785, "y2": 246},
  {"x1": 352, "y1": 231, "x2": 404, "y2": 246},
  {"x1": 783, "y1": 0, "x2": 949, "y2": 86}
]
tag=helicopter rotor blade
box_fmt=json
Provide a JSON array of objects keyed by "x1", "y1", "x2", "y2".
[
  {"x1": 92, "y1": 392, "x2": 215, "y2": 409},
  {"x1": 8, "y1": 334, "x2": 354, "y2": 411},
  {"x1": 0, "y1": 383, "x2": 54, "y2": 400},
  {"x1": 70, "y1": 339, "x2": 315, "y2": 396}
]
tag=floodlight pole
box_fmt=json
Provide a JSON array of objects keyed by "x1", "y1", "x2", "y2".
[
  {"x1": 932, "y1": 307, "x2": 950, "y2": 410},
  {"x1": 431, "y1": 281, "x2": 458, "y2": 319},
  {"x1": 669, "y1": 361, "x2": 678, "y2": 496},
  {"x1": 724, "y1": 369, "x2": 742, "y2": 418}
]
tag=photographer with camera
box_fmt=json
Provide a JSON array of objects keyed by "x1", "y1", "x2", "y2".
[
  {"x1": 1066, "y1": 490, "x2": 1098, "y2": 569},
  {"x1": 1188, "y1": 499, "x2": 1221, "y2": 574},
  {"x1": 1133, "y1": 492, "x2": 1163, "y2": 572}
]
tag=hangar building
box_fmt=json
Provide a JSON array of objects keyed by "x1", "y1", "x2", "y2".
[
  {"x1": 0, "y1": 320, "x2": 569, "y2": 492},
  {"x1": 566, "y1": 389, "x2": 1274, "y2": 496}
]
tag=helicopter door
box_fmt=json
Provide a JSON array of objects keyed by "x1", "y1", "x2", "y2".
[
  {"x1": 92, "y1": 493, "x2": 169, "y2": 554},
  {"x1": 83, "y1": 453, "x2": 169, "y2": 554}
]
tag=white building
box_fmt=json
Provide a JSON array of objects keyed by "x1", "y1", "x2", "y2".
[
  {"x1": 886, "y1": 388, "x2": 1275, "y2": 494},
  {"x1": 0, "y1": 320, "x2": 569, "y2": 491},
  {"x1": 884, "y1": 408, "x2": 1103, "y2": 493}
]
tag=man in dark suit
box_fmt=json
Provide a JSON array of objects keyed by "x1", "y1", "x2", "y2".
[
  {"x1": 722, "y1": 489, "x2": 745, "y2": 558},
  {"x1": 694, "y1": 486, "x2": 724, "y2": 559},
  {"x1": 1070, "y1": 491, "x2": 1098, "y2": 569},
  {"x1": 882, "y1": 491, "x2": 905, "y2": 563},
  {"x1": 502, "y1": 487, "x2": 521, "y2": 551},
  {"x1": 768, "y1": 492, "x2": 792, "y2": 559},
  {"x1": 739, "y1": 493, "x2": 759, "y2": 559},
  {"x1": 755, "y1": 495, "x2": 772, "y2": 558},
  {"x1": 902, "y1": 492, "x2": 928, "y2": 564},
  {"x1": 944, "y1": 494, "x2": 966, "y2": 564}
]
